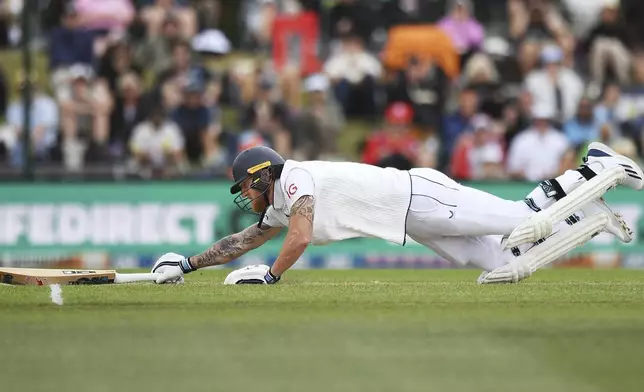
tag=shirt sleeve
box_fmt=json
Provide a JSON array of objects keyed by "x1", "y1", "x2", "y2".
[{"x1": 282, "y1": 168, "x2": 316, "y2": 212}]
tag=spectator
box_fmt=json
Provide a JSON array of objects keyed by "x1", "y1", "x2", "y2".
[
  {"x1": 134, "y1": 14, "x2": 182, "y2": 76},
  {"x1": 0, "y1": 66, "x2": 7, "y2": 116},
  {"x1": 129, "y1": 105, "x2": 186, "y2": 178},
  {"x1": 59, "y1": 65, "x2": 113, "y2": 168},
  {"x1": 157, "y1": 40, "x2": 207, "y2": 110},
  {"x1": 171, "y1": 78, "x2": 224, "y2": 169},
  {"x1": 502, "y1": 90, "x2": 534, "y2": 148},
  {"x1": 507, "y1": 104, "x2": 570, "y2": 181},
  {"x1": 463, "y1": 53, "x2": 505, "y2": 119},
  {"x1": 387, "y1": 56, "x2": 448, "y2": 133},
  {"x1": 324, "y1": 33, "x2": 381, "y2": 118},
  {"x1": 381, "y1": 0, "x2": 445, "y2": 28},
  {"x1": 509, "y1": 0, "x2": 574, "y2": 73},
  {"x1": 97, "y1": 38, "x2": 143, "y2": 97},
  {"x1": 3, "y1": 79, "x2": 59, "y2": 167},
  {"x1": 438, "y1": 0, "x2": 484, "y2": 63},
  {"x1": 564, "y1": 97, "x2": 600, "y2": 150},
  {"x1": 594, "y1": 82, "x2": 626, "y2": 127},
  {"x1": 110, "y1": 73, "x2": 148, "y2": 158},
  {"x1": 441, "y1": 87, "x2": 479, "y2": 168},
  {"x1": 584, "y1": 0, "x2": 632, "y2": 86},
  {"x1": 620, "y1": 53, "x2": 644, "y2": 153},
  {"x1": 291, "y1": 74, "x2": 345, "y2": 161},
  {"x1": 49, "y1": 4, "x2": 96, "y2": 100},
  {"x1": 241, "y1": 75, "x2": 291, "y2": 157},
  {"x1": 141, "y1": 0, "x2": 197, "y2": 38},
  {"x1": 524, "y1": 44, "x2": 584, "y2": 125},
  {"x1": 451, "y1": 114, "x2": 505, "y2": 180},
  {"x1": 361, "y1": 102, "x2": 419, "y2": 169}
]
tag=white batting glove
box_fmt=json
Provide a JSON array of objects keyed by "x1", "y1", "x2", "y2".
[
  {"x1": 223, "y1": 265, "x2": 281, "y2": 285},
  {"x1": 151, "y1": 252, "x2": 195, "y2": 284}
]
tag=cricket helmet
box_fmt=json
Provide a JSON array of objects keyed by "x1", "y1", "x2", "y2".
[{"x1": 230, "y1": 146, "x2": 284, "y2": 215}]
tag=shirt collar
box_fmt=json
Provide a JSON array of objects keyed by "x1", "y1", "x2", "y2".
[{"x1": 271, "y1": 178, "x2": 286, "y2": 210}]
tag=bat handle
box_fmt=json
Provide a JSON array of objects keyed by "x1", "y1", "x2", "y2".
[{"x1": 114, "y1": 273, "x2": 161, "y2": 284}]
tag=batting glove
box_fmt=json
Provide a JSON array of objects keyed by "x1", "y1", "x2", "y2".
[
  {"x1": 151, "y1": 252, "x2": 196, "y2": 284},
  {"x1": 223, "y1": 264, "x2": 281, "y2": 285}
]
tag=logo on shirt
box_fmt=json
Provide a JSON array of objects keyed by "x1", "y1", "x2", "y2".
[{"x1": 287, "y1": 183, "x2": 298, "y2": 198}]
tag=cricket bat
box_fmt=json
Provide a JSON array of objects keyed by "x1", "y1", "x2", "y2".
[{"x1": 0, "y1": 268, "x2": 160, "y2": 286}]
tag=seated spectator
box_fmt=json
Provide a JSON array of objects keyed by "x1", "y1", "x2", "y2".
[
  {"x1": 584, "y1": 0, "x2": 632, "y2": 86},
  {"x1": 564, "y1": 97, "x2": 600, "y2": 150},
  {"x1": 3, "y1": 79, "x2": 59, "y2": 167},
  {"x1": 110, "y1": 73, "x2": 148, "y2": 158},
  {"x1": 241, "y1": 74, "x2": 291, "y2": 157},
  {"x1": 361, "y1": 102, "x2": 419, "y2": 169},
  {"x1": 59, "y1": 65, "x2": 113, "y2": 168},
  {"x1": 49, "y1": 4, "x2": 96, "y2": 100},
  {"x1": 441, "y1": 87, "x2": 479, "y2": 168},
  {"x1": 291, "y1": 74, "x2": 345, "y2": 161},
  {"x1": 141, "y1": 0, "x2": 197, "y2": 38},
  {"x1": 620, "y1": 53, "x2": 644, "y2": 153},
  {"x1": 463, "y1": 53, "x2": 505, "y2": 119},
  {"x1": 524, "y1": 44, "x2": 584, "y2": 125},
  {"x1": 594, "y1": 82, "x2": 626, "y2": 127},
  {"x1": 451, "y1": 114, "x2": 505, "y2": 180},
  {"x1": 509, "y1": 0, "x2": 574, "y2": 72},
  {"x1": 387, "y1": 56, "x2": 448, "y2": 133},
  {"x1": 134, "y1": 14, "x2": 182, "y2": 76},
  {"x1": 157, "y1": 40, "x2": 208, "y2": 110},
  {"x1": 97, "y1": 38, "x2": 143, "y2": 97},
  {"x1": 507, "y1": 104, "x2": 570, "y2": 181},
  {"x1": 172, "y1": 78, "x2": 225, "y2": 169},
  {"x1": 324, "y1": 33, "x2": 381, "y2": 118},
  {"x1": 502, "y1": 90, "x2": 534, "y2": 148},
  {"x1": 438, "y1": 0, "x2": 484, "y2": 64},
  {"x1": 129, "y1": 105, "x2": 186, "y2": 178}
]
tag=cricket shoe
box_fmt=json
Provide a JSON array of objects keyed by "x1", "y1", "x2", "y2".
[
  {"x1": 583, "y1": 198, "x2": 633, "y2": 243},
  {"x1": 585, "y1": 142, "x2": 644, "y2": 191}
]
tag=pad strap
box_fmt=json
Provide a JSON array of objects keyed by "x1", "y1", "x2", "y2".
[
  {"x1": 539, "y1": 179, "x2": 566, "y2": 201},
  {"x1": 577, "y1": 165, "x2": 597, "y2": 181}
]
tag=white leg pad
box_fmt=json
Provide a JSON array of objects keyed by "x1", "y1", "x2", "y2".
[
  {"x1": 503, "y1": 166, "x2": 625, "y2": 250},
  {"x1": 480, "y1": 213, "x2": 608, "y2": 284}
]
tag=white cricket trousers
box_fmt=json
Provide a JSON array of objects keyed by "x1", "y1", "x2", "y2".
[{"x1": 404, "y1": 168, "x2": 532, "y2": 271}]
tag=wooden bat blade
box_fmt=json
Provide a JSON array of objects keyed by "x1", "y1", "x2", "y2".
[{"x1": 0, "y1": 268, "x2": 117, "y2": 286}]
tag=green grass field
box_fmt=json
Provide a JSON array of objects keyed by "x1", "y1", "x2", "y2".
[{"x1": 1, "y1": 269, "x2": 644, "y2": 392}]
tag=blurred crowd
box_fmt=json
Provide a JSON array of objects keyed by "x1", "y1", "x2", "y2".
[{"x1": 0, "y1": 0, "x2": 643, "y2": 182}]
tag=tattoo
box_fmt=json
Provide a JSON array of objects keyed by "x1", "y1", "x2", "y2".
[
  {"x1": 291, "y1": 196, "x2": 315, "y2": 225},
  {"x1": 189, "y1": 223, "x2": 274, "y2": 269}
]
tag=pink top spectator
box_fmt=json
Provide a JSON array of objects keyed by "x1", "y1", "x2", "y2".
[
  {"x1": 74, "y1": 0, "x2": 135, "y2": 31},
  {"x1": 438, "y1": 16, "x2": 484, "y2": 54}
]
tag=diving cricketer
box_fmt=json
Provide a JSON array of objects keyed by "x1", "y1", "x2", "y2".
[{"x1": 151, "y1": 142, "x2": 643, "y2": 284}]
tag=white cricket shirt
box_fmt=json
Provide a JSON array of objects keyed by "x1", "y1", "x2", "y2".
[{"x1": 263, "y1": 160, "x2": 412, "y2": 245}]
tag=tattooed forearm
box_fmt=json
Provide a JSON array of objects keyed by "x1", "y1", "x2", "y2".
[
  {"x1": 189, "y1": 223, "x2": 276, "y2": 269},
  {"x1": 291, "y1": 195, "x2": 315, "y2": 225}
]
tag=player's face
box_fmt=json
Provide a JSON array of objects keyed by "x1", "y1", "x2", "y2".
[{"x1": 241, "y1": 178, "x2": 268, "y2": 213}]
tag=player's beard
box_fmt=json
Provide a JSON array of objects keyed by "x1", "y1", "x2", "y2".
[{"x1": 251, "y1": 197, "x2": 268, "y2": 213}]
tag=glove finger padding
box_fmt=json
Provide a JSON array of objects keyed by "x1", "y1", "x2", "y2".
[{"x1": 224, "y1": 265, "x2": 271, "y2": 285}]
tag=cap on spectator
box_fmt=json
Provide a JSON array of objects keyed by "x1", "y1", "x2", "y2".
[
  {"x1": 532, "y1": 104, "x2": 555, "y2": 120},
  {"x1": 541, "y1": 45, "x2": 564, "y2": 64},
  {"x1": 385, "y1": 102, "x2": 414, "y2": 125},
  {"x1": 471, "y1": 114, "x2": 492, "y2": 131},
  {"x1": 304, "y1": 74, "x2": 329, "y2": 93},
  {"x1": 191, "y1": 29, "x2": 232, "y2": 55}
]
